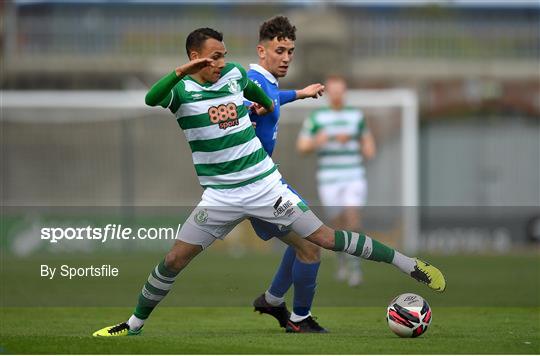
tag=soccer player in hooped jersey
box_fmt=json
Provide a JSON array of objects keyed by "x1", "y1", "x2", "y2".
[
  {"x1": 93, "y1": 27, "x2": 446, "y2": 338},
  {"x1": 246, "y1": 16, "x2": 329, "y2": 333},
  {"x1": 298, "y1": 75, "x2": 377, "y2": 288}
]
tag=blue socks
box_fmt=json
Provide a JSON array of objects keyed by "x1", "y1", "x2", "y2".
[
  {"x1": 291, "y1": 256, "x2": 320, "y2": 317},
  {"x1": 268, "y1": 246, "x2": 295, "y2": 298},
  {"x1": 268, "y1": 245, "x2": 320, "y2": 318}
]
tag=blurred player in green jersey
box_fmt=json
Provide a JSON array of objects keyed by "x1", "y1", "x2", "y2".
[{"x1": 298, "y1": 75, "x2": 376, "y2": 287}]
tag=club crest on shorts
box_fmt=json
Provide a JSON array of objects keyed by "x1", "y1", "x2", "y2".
[
  {"x1": 228, "y1": 79, "x2": 241, "y2": 94},
  {"x1": 194, "y1": 209, "x2": 208, "y2": 225}
]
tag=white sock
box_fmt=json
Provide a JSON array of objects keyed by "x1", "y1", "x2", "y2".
[
  {"x1": 127, "y1": 315, "x2": 145, "y2": 331},
  {"x1": 290, "y1": 311, "x2": 311, "y2": 323},
  {"x1": 392, "y1": 251, "x2": 416, "y2": 274},
  {"x1": 264, "y1": 290, "x2": 285, "y2": 306}
]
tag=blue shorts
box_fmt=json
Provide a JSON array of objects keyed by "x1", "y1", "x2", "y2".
[{"x1": 250, "y1": 180, "x2": 306, "y2": 241}]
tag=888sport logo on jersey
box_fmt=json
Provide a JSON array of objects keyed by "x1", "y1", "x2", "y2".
[{"x1": 208, "y1": 103, "x2": 239, "y2": 129}]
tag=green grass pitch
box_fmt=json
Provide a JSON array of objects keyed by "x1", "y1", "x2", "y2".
[
  {"x1": 2, "y1": 306, "x2": 538, "y2": 354},
  {"x1": 1, "y1": 252, "x2": 539, "y2": 354}
]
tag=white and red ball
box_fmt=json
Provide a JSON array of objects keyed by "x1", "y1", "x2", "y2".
[{"x1": 386, "y1": 293, "x2": 432, "y2": 338}]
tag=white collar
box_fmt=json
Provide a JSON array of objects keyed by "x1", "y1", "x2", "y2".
[{"x1": 249, "y1": 63, "x2": 278, "y2": 85}]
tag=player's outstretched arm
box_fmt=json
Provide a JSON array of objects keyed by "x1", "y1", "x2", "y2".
[
  {"x1": 278, "y1": 84, "x2": 324, "y2": 107},
  {"x1": 145, "y1": 58, "x2": 214, "y2": 107},
  {"x1": 296, "y1": 83, "x2": 325, "y2": 100},
  {"x1": 244, "y1": 79, "x2": 274, "y2": 114}
]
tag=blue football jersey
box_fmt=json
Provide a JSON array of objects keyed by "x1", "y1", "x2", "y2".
[{"x1": 247, "y1": 64, "x2": 296, "y2": 156}]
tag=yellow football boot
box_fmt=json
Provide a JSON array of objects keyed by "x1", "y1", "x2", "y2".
[
  {"x1": 411, "y1": 259, "x2": 446, "y2": 292},
  {"x1": 92, "y1": 322, "x2": 142, "y2": 337}
]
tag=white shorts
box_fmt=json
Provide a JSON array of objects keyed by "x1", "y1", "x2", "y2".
[
  {"x1": 318, "y1": 179, "x2": 367, "y2": 219},
  {"x1": 177, "y1": 170, "x2": 323, "y2": 249}
]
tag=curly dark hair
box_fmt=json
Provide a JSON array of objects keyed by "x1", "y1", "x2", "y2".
[
  {"x1": 185, "y1": 28, "x2": 223, "y2": 58},
  {"x1": 259, "y1": 16, "x2": 296, "y2": 42}
]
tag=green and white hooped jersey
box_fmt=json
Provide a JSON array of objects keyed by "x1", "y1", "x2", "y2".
[
  {"x1": 166, "y1": 62, "x2": 278, "y2": 189},
  {"x1": 300, "y1": 107, "x2": 367, "y2": 185}
]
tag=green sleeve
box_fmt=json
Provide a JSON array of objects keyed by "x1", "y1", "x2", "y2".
[
  {"x1": 145, "y1": 71, "x2": 181, "y2": 109},
  {"x1": 358, "y1": 111, "x2": 367, "y2": 135},
  {"x1": 233, "y1": 62, "x2": 249, "y2": 89},
  {"x1": 244, "y1": 79, "x2": 273, "y2": 110},
  {"x1": 300, "y1": 112, "x2": 319, "y2": 137}
]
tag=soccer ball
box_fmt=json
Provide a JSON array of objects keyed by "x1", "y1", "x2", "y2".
[{"x1": 386, "y1": 293, "x2": 432, "y2": 338}]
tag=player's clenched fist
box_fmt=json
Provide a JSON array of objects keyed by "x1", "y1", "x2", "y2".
[
  {"x1": 314, "y1": 130, "x2": 329, "y2": 147},
  {"x1": 335, "y1": 133, "x2": 351, "y2": 144},
  {"x1": 249, "y1": 102, "x2": 275, "y2": 115}
]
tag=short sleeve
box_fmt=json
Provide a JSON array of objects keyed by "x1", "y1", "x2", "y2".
[
  {"x1": 300, "y1": 112, "x2": 319, "y2": 138},
  {"x1": 357, "y1": 111, "x2": 367, "y2": 135}
]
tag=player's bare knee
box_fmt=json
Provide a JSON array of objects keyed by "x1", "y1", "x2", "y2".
[
  {"x1": 164, "y1": 251, "x2": 188, "y2": 273},
  {"x1": 164, "y1": 241, "x2": 202, "y2": 272},
  {"x1": 306, "y1": 243, "x2": 321, "y2": 262},
  {"x1": 295, "y1": 241, "x2": 321, "y2": 263}
]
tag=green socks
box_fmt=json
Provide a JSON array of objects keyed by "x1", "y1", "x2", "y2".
[
  {"x1": 133, "y1": 259, "x2": 179, "y2": 320},
  {"x1": 333, "y1": 230, "x2": 395, "y2": 263}
]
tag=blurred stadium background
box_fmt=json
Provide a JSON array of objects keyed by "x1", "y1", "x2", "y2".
[{"x1": 1, "y1": 0, "x2": 539, "y2": 311}]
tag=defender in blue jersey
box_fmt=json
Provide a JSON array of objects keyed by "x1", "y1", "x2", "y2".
[{"x1": 246, "y1": 16, "x2": 327, "y2": 333}]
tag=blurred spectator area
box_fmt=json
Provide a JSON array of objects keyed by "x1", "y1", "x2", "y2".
[
  {"x1": 2, "y1": 2, "x2": 539, "y2": 77},
  {"x1": 1, "y1": 1, "x2": 539, "y2": 116}
]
